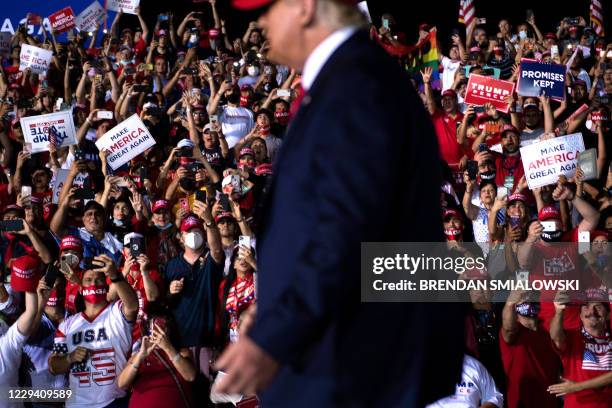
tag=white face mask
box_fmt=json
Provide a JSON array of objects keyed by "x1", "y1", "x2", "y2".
[
  {"x1": 247, "y1": 66, "x2": 260, "y2": 77},
  {"x1": 184, "y1": 232, "x2": 204, "y2": 250},
  {"x1": 518, "y1": 30, "x2": 527, "y2": 40},
  {"x1": 586, "y1": 119, "x2": 595, "y2": 132}
]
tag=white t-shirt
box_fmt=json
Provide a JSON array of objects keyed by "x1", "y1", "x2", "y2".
[
  {"x1": 0, "y1": 324, "x2": 28, "y2": 408},
  {"x1": 219, "y1": 106, "x2": 254, "y2": 148},
  {"x1": 441, "y1": 56, "x2": 462, "y2": 91},
  {"x1": 54, "y1": 301, "x2": 132, "y2": 408},
  {"x1": 426, "y1": 355, "x2": 504, "y2": 408}
]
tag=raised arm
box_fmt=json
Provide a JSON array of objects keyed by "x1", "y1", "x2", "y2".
[
  {"x1": 420, "y1": 67, "x2": 436, "y2": 115},
  {"x1": 94, "y1": 254, "x2": 138, "y2": 322},
  {"x1": 192, "y1": 200, "x2": 224, "y2": 264},
  {"x1": 136, "y1": 7, "x2": 149, "y2": 43},
  {"x1": 462, "y1": 172, "x2": 479, "y2": 220},
  {"x1": 550, "y1": 299, "x2": 567, "y2": 351}
]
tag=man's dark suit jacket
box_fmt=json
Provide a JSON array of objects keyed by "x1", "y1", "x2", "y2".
[{"x1": 249, "y1": 29, "x2": 464, "y2": 407}]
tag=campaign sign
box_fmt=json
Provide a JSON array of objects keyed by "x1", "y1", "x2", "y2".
[
  {"x1": 518, "y1": 59, "x2": 566, "y2": 100},
  {"x1": 0, "y1": 32, "x2": 11, "y2": 59},
  {"x1": 49, "y1": 7, "x2": 76, "y2": 34},
  {"x1": 75, "y1": 1, "x2": 106, "y2": 33},
  {"x1": 52, "y1": 170, "x2": 88, "y2": 204},
  {"x1": 464, "y1": 74, "x2": 515, "y2": 113},
  {"x1": 20, "y1": 111, "x2": 78, "y2": 153},
  {"x1": 106, "y1": 0, "x2": 140, "y2": 15},
  {"x1": 520, "y1": 133, "x2": 585, "y2": 190},
  {"x1": 96, "y1": 114, "x2": 155, "y2": 170},
  {"x1": 19, "y1": 44, "x2": 53, "y2": 75}
]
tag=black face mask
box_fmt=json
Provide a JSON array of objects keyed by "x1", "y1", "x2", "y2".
[
  {"x1": 179, "y1": 178, "x2": 196, "y2": 192},
  {"x1": 541, "y1": 231, "x2": 562, "y2": 242}
]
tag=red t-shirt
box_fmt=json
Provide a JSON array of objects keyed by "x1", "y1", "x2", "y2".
[
  {"x1": 554, "y1": 329, "x2": 612, "y2": 408},
  {"x1": 64, "y1": 268, "x2": 84, "y2": 315},
  {"x1": 491, "y1": 151, "x2": 525, "y2": 190},
  {"x1": 32, "y1": 190, "x2": 53, "y2": 205},
  {"x1": 499, "y1": 324, "x2": 560, "y2": 408},
  {"x1": 529, "y1": 235, "x2": 582, "y2": 330},
  {"x1": 128, "y1": 350, "x2": 193, "y2": 408},
  {"x1": 431, "y1": 110, "x2": 464, "y2": 166}
]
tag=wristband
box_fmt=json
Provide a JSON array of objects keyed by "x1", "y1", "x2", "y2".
[
  {"x1": 205, "y1": 220, "x2": 215, "y2": 228},
  {"x1": 131, "y1": 362, "x2": 140, "y2": 370}
]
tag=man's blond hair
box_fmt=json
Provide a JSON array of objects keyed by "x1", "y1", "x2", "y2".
[{"x1": 316, "y1": 0, "x2": 367, "y2": 30}]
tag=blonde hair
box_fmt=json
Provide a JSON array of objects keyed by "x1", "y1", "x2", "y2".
[{"x1": 316, "y1": 0, "x2": 368, "y2": 30}]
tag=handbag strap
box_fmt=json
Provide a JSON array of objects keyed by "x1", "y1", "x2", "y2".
[{"x1": 152, "y1": 349, "x2": 191, "y2": 408}]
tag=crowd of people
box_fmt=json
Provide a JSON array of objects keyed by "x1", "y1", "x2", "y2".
[{"x1": 0, "y1": 1, "x2": 609, "y2": 407}]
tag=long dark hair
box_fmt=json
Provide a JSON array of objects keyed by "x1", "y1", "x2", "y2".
[{"x1": 218, "y1": 247, "x2": 254, "y2": 344}]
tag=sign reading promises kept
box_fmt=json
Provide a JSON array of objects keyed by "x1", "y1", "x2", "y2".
[
  {"x1": 520, "y1": 133, "x2": 585, "y2": 190},
  {"x1": 464, "y1": 74, "x2": 515, "y2": 113},
  {"x1": 517, "y1": 59, "x2": 566, "y2": 100},
  {"x1": 95, "y1": 114, "x2": 155, "y2": 170}
]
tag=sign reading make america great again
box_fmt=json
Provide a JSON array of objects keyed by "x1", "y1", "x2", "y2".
[{"x1": 95, "y1": 114, "x2": 155, "y2": 170}]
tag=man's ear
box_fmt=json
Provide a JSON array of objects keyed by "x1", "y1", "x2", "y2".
[{"x1": 296, "y1": 0, "x2": 318, "y2": 29}]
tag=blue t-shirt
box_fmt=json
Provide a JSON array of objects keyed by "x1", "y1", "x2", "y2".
[{"x1": 165, "y1": 252, "x2": 223, "y2": 347}]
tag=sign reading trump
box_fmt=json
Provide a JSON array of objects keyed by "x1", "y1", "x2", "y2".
[
  {"x1": 96, "y1": 114, "x2": 155, "y2": 170},
  {"x1": 464, "y1": 74, "x2": 515, "y2": 113},
  {"x1": 20, "y1": 111, "x2": 77, "y2": 153},
  {"x1": 518, "y1": 59, "x2": 566, "y2": 100},
  {"x1": 520, "y1": 133, "x2": 585, "y2": 190}
]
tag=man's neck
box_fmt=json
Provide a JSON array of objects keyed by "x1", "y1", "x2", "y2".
[
  {"x1": 586, "y1": 326, "x2": 606, "y2": 338},
  {"x1": 519, "y1": 316, "x2": 538, "y2": 331},
  {"x1": 84, "y1": 302, "x2": 108, "y2": 319},
  {"x1": 504, "y1": 150, "x2": 520, "y2": 157},
  {"x1": 183, "y1": 247, "x2": 205, "y2": 264},
  {"x1": 221, "y1": 236, "x2": 234, "y2": 248},
  {"x1": 89, "y1": 229, "x2": 105, "y2": 241},
  {"x1": 473, "y1": 302, "x2": 492, "y2": 311}
]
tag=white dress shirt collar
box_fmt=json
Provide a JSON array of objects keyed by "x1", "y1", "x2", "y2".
[{"x1": 301, "y1": 26, "x2": 357, "y2": 92}]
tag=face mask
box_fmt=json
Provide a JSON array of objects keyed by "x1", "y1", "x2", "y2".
[
  {"x1": 240, "y1": 95, "x2": 250, "y2": 107},
  {"x1": 275, "y1": 111, "x2": 290, "y2": 125},
  {"x1": 179, "y1": 177, "x2": 196, "y2": 192},
  {"x1": 184, "y1": 231, "x2": 204, "y2": 249},
  {"x1": 247, "y1": 66, "x2": 259, "y2": 76},
  {"x1": 586, "y1": 119, "x2": 595, "y2": 132},
  {"x1": 541, "y1": 230, "x2": 562, "y2": 242},
  {"x1": 156, "y1": 223, "x2": 173, "y2": 231},
  {"x1": 519, "y1": 30, "x2": 527, "y2": 40},
  {"x1": 259, "y1": 125, "x2": 270, "y2": 135},
  {"x1": 480, "y1": 171, "x2": 496, "y2": 181},
  {"x1": 444, "y1": 228, "x2": 462, "y2": 241},
  {"x1": 81, "y1": 284, "x2": 108, "y2": 304},
  {"x1": 515, "y1": 302, "x2": 540, "y2": 318}
]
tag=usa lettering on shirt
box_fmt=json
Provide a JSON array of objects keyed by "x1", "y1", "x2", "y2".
[{"x1": 53, "y1": 301, "x2": 132, "y2": 408}]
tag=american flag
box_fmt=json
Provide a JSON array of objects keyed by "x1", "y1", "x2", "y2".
[
  {"x1": 582, "y1": 342, "x2": 612, "y2": 371},
  {"x1": 590, "y1": 0, "x2": 605, "y2": 37},
  {"x1": 458, "y1": 0, "x2": 476, "y2": 35}
]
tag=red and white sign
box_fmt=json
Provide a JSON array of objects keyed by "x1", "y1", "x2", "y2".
[
  {"x1": 49, "y1": 7, "x2": 76, "y2": 34},
  {"x1": 520, "y1": 133, "x2": 585, "y2": 190},
  {"x1": 464, "y1": 74, "x2": 515, "y2": 113}
]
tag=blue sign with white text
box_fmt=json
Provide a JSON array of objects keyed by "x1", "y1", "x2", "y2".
[{"x1": 517, "y1": 59, "x2": 567, "y2": 100}]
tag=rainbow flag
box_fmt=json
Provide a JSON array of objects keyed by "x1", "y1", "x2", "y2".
[{"x1": 407, "y1": 28, "x2": 440, "y2": 90}]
